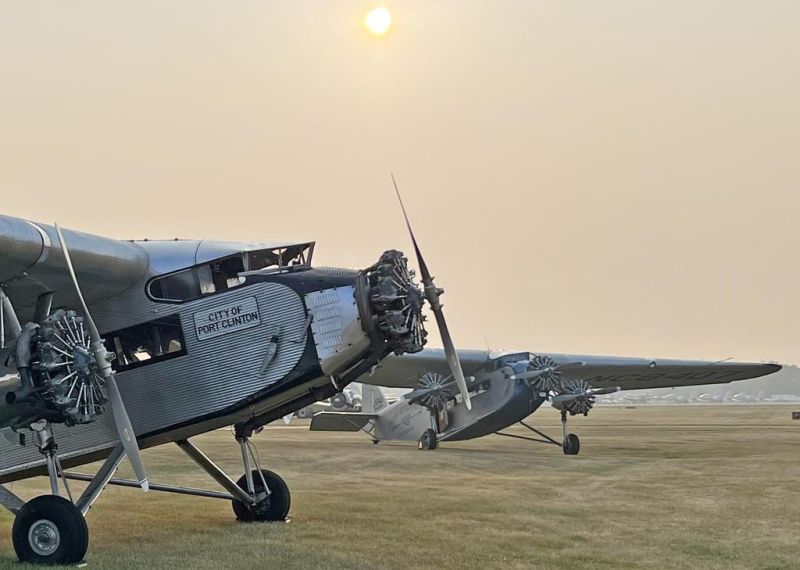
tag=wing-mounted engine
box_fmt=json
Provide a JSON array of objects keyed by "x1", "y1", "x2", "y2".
[
  {"x1": 7, "y1": 309, "x2": 108, "y2": 428},
  {"x1": 357, "y1": 250, "x2": 427, "y2": 357},
  {"x1": 517, "y1": 354, "x2": 619, "y2": 417},
  {"x1": 406, "y1": 372, "x2": 453, "y2": 410}
]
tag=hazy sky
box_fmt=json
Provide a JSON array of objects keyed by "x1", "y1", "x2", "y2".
[{"x1": 1, "y1": 1, "x2": 799, "y2": 363}]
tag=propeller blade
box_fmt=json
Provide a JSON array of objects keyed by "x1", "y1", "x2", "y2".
[
  {"x1": 105, "y1": 374, "x2": 149, "y2": 490},
  {"x1": 392, "y1": 174, "x2": 472, "y2": 410},
  {"x1": 590, "y1": 386, "x2": 621, "y2": 396},
  {"x1": 55, "y1": 224, "x2": 149, "y2": 491}
]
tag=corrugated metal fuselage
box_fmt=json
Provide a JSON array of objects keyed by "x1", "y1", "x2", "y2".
[{"x1": 0, "y1": 267, "x2": 364, "y2": 483}]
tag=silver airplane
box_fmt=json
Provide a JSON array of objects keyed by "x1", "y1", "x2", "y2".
[
  {"x1": 313, "y1": 351, "x2": 779, "y2": 450},
  {"x1": 0, "y1": 205, "x2": 781, "y2": 565}
]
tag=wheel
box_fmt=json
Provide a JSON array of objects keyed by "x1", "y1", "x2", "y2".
[
  {"x1": 296, "y1": 407, "x2": 311, "y2": 419},
  {"x1": 562, "y1": 433, "x2": 580, "y2": 455},
  {"x1": 232, "y1": 469, "x2": 291, "y2": 522},
  {"x1": 12, "y1": 495, "x2": 89, "y2": 565},
  {"x1": 418, "y1": 429, "x2": 438, "y2": 450},
  {"x1": 372, "y1": 439, "x2": 380, "y2": 445}
]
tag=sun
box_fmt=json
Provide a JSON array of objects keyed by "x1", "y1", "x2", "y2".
[{"x1": 364, "y1": 7, "x2": 392, "y2": 36}]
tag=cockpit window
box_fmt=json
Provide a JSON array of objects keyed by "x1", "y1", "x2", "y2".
[
  {"x1": 246, "y1": 243, "x2": 314, "y2": 273},
  {"x1": 147, "y1": 243, "x2": 313, "y2": 303},
  {"x1": 149, "y1": 268, "x2": 199, "y2": 302}
]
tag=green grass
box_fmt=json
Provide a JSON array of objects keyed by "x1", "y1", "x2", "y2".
[{"x1": 0, "y1": 405, "x2": 798, "y2": 569}]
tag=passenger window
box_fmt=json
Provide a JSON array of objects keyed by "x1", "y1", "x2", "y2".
[{"x1": 105, "y1": 315, "x2": 187, "y2": 372}]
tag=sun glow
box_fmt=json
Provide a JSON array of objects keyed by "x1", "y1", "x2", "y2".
[{"x1": 364, "y1": 7, "x2": 392, "y2": 36}]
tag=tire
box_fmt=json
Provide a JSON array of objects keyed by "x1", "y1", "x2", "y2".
[
  {"x1": 12, "y1": 495, "x2": 89, "y2": 565},
  {"x1": 232, "y1": 469, "x2": 291, "y2": 522},
  {"x1": 419, "y1": 429, "x2": 438, "y2": 450},
  {"x1": 296, "y1": 407, "x2": 311, "y2": 419},
  {"x1": 563, "y1": 433, "x2": 580, "y2": 455}
]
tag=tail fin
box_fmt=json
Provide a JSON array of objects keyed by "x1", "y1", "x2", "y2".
[{"x1": 361, "y1": 383, "x2": 388, "y2": 413}]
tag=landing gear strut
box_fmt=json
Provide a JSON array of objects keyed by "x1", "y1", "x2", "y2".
[
  {"x1": 560, "y1": 410, "x2": 580, "y2": 455},
  {"x1": 494, "y1": 411, "x2": 581, "y2": 456},
  {"x1": 230, "y1": 426, "x2": 290, "y2": 522}
]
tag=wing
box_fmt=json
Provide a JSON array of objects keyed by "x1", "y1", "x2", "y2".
[
  {"x1": 361, "y1": 349, "x2": 490, "y2": 388},
  {"x1": 544, "y1": 353, "x2": 780, "y2": 390},
  {"x1": 360, "y1": 348, "x2": 780, "y2": 391},
  {"x1": 0, "y1": 214, "x2": 149, "y2": 326}
]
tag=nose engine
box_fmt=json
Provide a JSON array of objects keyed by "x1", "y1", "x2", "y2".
[
  {"x1": 304, "y1": 250, "x2": 426, "y2": 383},
  {"x1": 357, "y1": 249, "x2": 427, "y2": 356}
]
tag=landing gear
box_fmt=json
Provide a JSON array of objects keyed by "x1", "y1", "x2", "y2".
[
  {"x1": 0, "y1": 420, "x2": 295, "y2": 565},
  {"x1": 232, "y1": 470, "x2": 291, "y2": 522},
  {"x1": 228, "y1": 425, "x2": 290, "y2": 522},
  {"x1": 419, "y1": 428, "x2": 438, "y2": 450},
  {"x1": 560, "y1": 410, "x2": 580, "y2": 455},
  {"x1": 5, "y1": 420, "x2": 103, "y2": 565},
  {"x1": 494, "y1": 411, "x2": 581, "y2": 455},
  {"x1": 12, "y1": 496, "x2": 88, "y2": 565},
  {"x1": 563, "y1": 433, "x2": 580, "y2": 455}
]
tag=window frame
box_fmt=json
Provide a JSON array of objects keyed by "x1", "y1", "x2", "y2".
[{"x1": 104, "y1": 314, "x2": 188, "y2": 373}]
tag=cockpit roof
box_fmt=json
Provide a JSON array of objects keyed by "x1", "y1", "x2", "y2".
[{"x1": 133, "y1": 239, "x2": 315, "y2": 274}]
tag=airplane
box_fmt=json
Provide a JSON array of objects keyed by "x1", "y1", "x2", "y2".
[
  {"x1": 312, "y1": 351, "x2": 780, "y2": 450},
  {"x1": 0, "y1": 196, "x2": 782, "y2": 565}
]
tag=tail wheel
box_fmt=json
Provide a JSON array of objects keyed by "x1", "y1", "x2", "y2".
[
  {"x1": 563, "y1": 433, "x2": 580, "y2": 455},
  {"x1": 12, "y1": 495, "x2": 89, "y2": 565},
  {"x1": 232, "y1": 469, "x2": 291, "y2": 522},
  {"x1": 418, "y1": 428, "x2": 438, "y2": 450}
]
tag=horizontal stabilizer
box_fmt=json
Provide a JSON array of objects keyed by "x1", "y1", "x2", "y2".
[{"x1": 310, "y1": 412, "x2": 376, "y2": 432}]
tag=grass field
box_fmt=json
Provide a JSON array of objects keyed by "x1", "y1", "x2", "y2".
[{"x1": 0, "y1": 405, "x2": 797, "y2": 569}]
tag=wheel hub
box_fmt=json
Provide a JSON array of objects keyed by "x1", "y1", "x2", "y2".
[{"x1": 28, "y1": 519, "x2": 60, "y2": 556}]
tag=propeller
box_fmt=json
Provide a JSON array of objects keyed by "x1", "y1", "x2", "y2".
[
  {"x1": 404, "y1": 372, "x2": 454, "y2": 409},
  {"x1": 55, "y1": 224, "x2": 149, "y2": 491},
  {"x1": 551, "y1": 383, "x2": 621, "y2": 415},
  {"x1": 392, "y1": 174, "x2": 472, "y2": 410}
]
